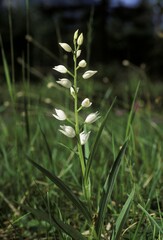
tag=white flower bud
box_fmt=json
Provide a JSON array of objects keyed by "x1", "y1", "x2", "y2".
[
  {"x1": 78, "y1": 60, "x2": 87, "y2": 68},
  {"x1": 80, "y1": 131, "x2": 91, "y2": 145},
  {"x1": 76, "y1": 50, "x2": 81, "y2": 58},
  {"x1": 85, "y1": 111, "x2": 100, "y2": 124},
  {"x1": 52, "y1": 109, "x2": 67, "y2": 121},
  {"x1": 70, "y1": 87, "x2": 75, "y2": 98},
  {"x1": 82, "y1": 70, "x2": 97, "y2": 79},
  {"x1": 81, "y1": 98, "x2": 92, "y2": 108},
  {"x1": 59, "y1": 43, "x2": 72, "y2": 52},
  {"x1": 56, "y1": 78, "x2": 72, "y2": 88},
  {"x1": 77, "y1": 33, "x2": 83, "y2": 46},
  {"x1": 53, "y1": 65, "x2": 67, "y2": 73},
  {"x1": 74, "y1": 29, "x2": 79, "y2": 41},
  {"x1": 59, "y1": 125, "x2": 76, "y2": 138},
  {"x1": 70, "y1": 87, "x2": 79, "y2": 98}
]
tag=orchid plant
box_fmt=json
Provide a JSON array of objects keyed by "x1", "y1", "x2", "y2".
[
  {"x1": 53, "y1": 30, "x2": 99, "y2": 197},
  {"x1": 28, "y1": 30, "x2": 132, "y2": 240}
]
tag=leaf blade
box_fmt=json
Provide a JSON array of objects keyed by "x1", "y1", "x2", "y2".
[
  {"x1": 85, "y1": 97, "x2": 116, "y2": 182},
  {"x1": 95, "y1": 140, "x2": 128, "y2": 238},
  {"x1": 111, "y1": 188, "x2": 135, "y2": 240},
  {"x1": 138, "y1": 204, "x2": 163, "y2": 234},
  {"x1": 26, "y1": 206, "x2": 87, "y2": 240},
  {"x1": 28, "y1": 158, "x2": 92, "y2": 222}
]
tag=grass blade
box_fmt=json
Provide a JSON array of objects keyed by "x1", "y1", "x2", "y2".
[
  {"x1": 125, "y1": 81, "x2": 140, "y2": 139},
  {"x1": 95, "y1": 140, "x2": 128, "y2": 238},
  {"x1": 28, "y1": 158, "x2": 92, "y2": 222},
  {"x1": 39, "y1": 122, "x2": 53, "y2": 165},
  {"x1": 133, "y1": 168, "x2": 162, "y2": 240},
  {"x1": 25, "y1": 206, "x2": 86, "y2": 240},
  {"x1": 111, "y1": 188, "x2": 135, "y2": 240},
  {"x1": 85, "y1": 97, "x2": 116, "y2": 182},
  {"x1": 138, "y1": 204, "x2": 163, "y2": 234},
  {"x1": 0, "y1": 35, "x2": 14, "y2": 103}
]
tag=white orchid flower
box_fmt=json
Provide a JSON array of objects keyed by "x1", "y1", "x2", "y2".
[
  {"x1": 82, "y1": 70, "x2": 97, "y2": 79},
  {"x1": 81, "y1": 98, "x2": 92, "y2": 108},
  {"x1": 59, "y1": 43, "x2": 72, "y2": 52},
  {"x1": 74, "y1": 29, "x2": 79, "y2": 41},
  {"x1": 78, "y1": 60, "x2": 87, "y2": 68},
  {"x1": 56, "y1": 78, "x2": 72, "y2": 88},
  {"x1": 59, "y1": 125, "x2": 76, "y2": 138},
  {"x1": 79, "y1": 131, "x2": 91, "y2": 145},
  {"x1": 53, "y1": 65, "x2": 67, "y2": 73},
  {"x1": 76, "y1": 50, "x2": 81, "y2": 58},
  {"x1": 70, "y1": 87, "x2": 79, "y2": 98},
  {"x1": 52, "y1": 109, "x2": 67, "y2": 121},
  {"x1": 85, "y1": 111, "x2": 100, "y2": 124},
  {"x1": 77, "y1": 33, "x2": 83, "y2": 46}
]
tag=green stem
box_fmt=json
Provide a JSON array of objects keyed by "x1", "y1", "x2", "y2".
[{"x1": 73, "y1": 45, "x2": 85, "y2": 177}]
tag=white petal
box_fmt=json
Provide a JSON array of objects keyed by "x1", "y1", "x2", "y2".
[
  {"x1": 52, "y1": 109, "x2": 67, "y2": 121},
  {"x1": 82, "y1": 70, "x2": 97, "y2": 79},
  {"x1": 70, "y1": 87, "x2": 79, "y2": 98},
  {"x1": 56, "y1": 78, "x2": 72, "y2": 88},
  {"x1": 81, "y1": 98, "x2": 92, "y2": 108},
  {"x1": 85, "y1": 112, "x2": 100, "y2": 124},
  {"x1": 59, "y1": 125, "x2": 76, "y2": 138},
  {"x1": 74, "y1": 29, "x2": 79, "y2": 40},
  {"x1": 80, "y1": 131, "x2": 91, "y2": 145},
  {"x1": 76, "y1": 50, "x2": 81, "y2": 58},
  {"x1": 53, "y1": 65, "x2": 67, "y2": 73},
  {"x1": 59, "y1": 43, "x2": 72, "y2": 52},
  {"x1": 77, "y1": 33, "x2": 84, "y2": 46},
  {"x1": 78, "y1": 60, "x2": 87, "y2": 68}
]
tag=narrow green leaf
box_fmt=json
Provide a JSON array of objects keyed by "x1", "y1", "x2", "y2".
[
  {"x1": 23, "y1": 96, "x2": 30, "y2": 143},
  {"x1": 39, "y1": 122, "x2": 53, "y2": 164},
  {"x1": 85, "y1": 97, "x2": 116, "y2": 182},
  {"x1": 138, "y1": 204, "x2": 163, "y2": 234},
  {"x1": 25, "y1": 206, "x2": 86, "y2": 240},
  {"x1": 111, "y1": 188, "x2": 135, "y2": 240},
  {"x1": 95, "y1": 140, "x2": 128, "y2": 238},
  {"x1": 0, "y1": 35, "x2": 14, "y2": 103},
  {"x1": 133, "y1": 168, "x2": 162, "y2": 240},
  {"x1": 28, "y1": 158, "x2": 92, "y2": 222},
  {"x1": 125, "y1": 82, "x2": 140, "y2": 139}
]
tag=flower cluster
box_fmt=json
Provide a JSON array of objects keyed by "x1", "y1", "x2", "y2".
[{"x1": 52, "y1": 30, "x2": 100, "y2": 146}]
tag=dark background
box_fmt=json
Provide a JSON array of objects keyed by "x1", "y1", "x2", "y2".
[{"x1": 1, "y1": 0, "x2": 163, "y2": 80}]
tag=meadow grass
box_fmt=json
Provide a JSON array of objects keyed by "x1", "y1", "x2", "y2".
[
  {"x1": 0, "y1": 56, "x2": 162, "y2": 240},
  {"x1": 0, "y1": 6, "x2": 163, "y2": 240}
]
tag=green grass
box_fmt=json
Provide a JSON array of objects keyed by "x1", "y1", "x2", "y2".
[
  {"x1": 0, "y1": 75, "x2": 162, "y2": 239},
  {"x1": 0, "y1": 6, "x2": 163, "y2": 238}
]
